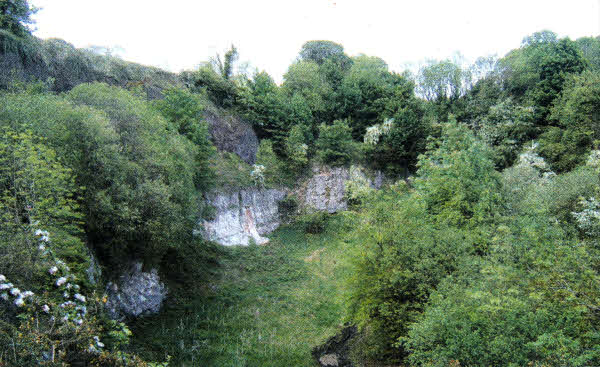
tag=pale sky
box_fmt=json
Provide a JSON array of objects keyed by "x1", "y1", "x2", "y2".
[{"x1": 30, "y1": 0, "x2": 600, "y2": 83}]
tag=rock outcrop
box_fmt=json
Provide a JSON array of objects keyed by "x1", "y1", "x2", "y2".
[
  {"x1": 199, "y1": 188, "x2": 287, "y2": 246},
  {"x1": 105, "y1": 262, "x2": 167, "y2": 319},
  {"x1": 204, "y1": 109, "x2": 259, "y2": 165},
  {"x1": 312, "y1": 325, "x2": 357, "y2": 367},
  {"x1": 296, "y1": 165, "x2": 384, "y2": 214}
]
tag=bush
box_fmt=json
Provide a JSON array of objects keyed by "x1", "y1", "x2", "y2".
[
  {"x1": 300, "y1": 211, "x2": 328, "y2": 234},
  {"x1": 278, "y1": 195, "x2": 298, "y2": 222},
  {"x1": 316, "y1": 119, "x2": 357, "y2": 166},
  {"x1": 0, "y1": 84, "x2": 200, "y2": 271}
]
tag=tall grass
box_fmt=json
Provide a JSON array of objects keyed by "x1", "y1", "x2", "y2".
[{"x1": 129, "y1": 213, "x2": 358, "y2": 366}]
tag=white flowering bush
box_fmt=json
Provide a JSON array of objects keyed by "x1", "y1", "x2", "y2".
[
  {"x1": 250, "y1": 164, "x2": 266, "y2": 187},
  {"x1": 517, "y1": 142, "x2": 550, "y2": 173},
  {"x1": 586, "y1": 150, "x2": 600, "y2": 171},
  {"x1": 572, "y1": 197, "x2": 600, "y2": 238},
  {"x1": 345, "y1": 166, "x2": 375, "y2": 207},
  {"x1": 0, "y1": 228, "x2": 153, "y2": 366},
  {"x1": 364, "y1": 118, "x2": 395, "y2": 146}
]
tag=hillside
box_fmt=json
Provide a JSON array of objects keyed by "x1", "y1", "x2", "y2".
[{"x1": 1, "y1": 3, "x2": 600, "y2": 366}]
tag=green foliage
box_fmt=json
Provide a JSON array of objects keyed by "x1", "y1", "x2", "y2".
[
  {"x1": 282, "y1": 60, "x2": 332, "y2": 122},
  {"x1": 0, "y1": 127, "x2": 87, "y2": 281},
  {"x1": 415, "y1": 121, "x2": 503, "y2": 228},
  {"x1": 346, "y1": 185, "x2": 475, "y2": 363},
  {"x1": 152, "y1": 87, "x2": 217, "y2": 191},
  {"x1": 0, "y1": 0, "x2": 37, "y2": 37},
  {"x1": 299, "y1": 40, "x2": 349, "y2": 66},
  {"x1": 315, "y1": 120, "x2": 356, "y2": 166},
  {"x1": 537, "y1": 70, "x2": 600, "y2": 172},
  {"x1": 299, "y1": 211, "x2": 328, "y2": 234},
  {"x1": 576, "y1": 36, "x2": 600, "y2": 71},
  {"x1": 475, "y1": 99, "x2": 536, "y2": 169},
  {"x1": 499, "y1": 32, "x2": 586, "y2": 125},
  {"x1": 0, "y1": 84, "x2": 200, "y2": 270},
  {"x1": 338, "y1": 55, "x2": 410, "y2": 140},
  {"x1": 417, "y1": 59, "x2": 469, "y2": 101},
  {"x1": 184, "y1": 65, "x2": 238, "y2": 108},
  {"x1": 255, "y1": 140, "x2": 300, "y2": 188},
  {"x1": 344, "y1": 166, "x2": 375, "y2": 208},
  {"x1": 405, "y1": 188, "x2": 600, "y2": 367},
  {"x1": 285, "y1": 124, "x2": 309, "y2": 168}
]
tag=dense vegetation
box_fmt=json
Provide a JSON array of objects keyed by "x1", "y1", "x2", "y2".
[{"x1": 1, "y1": 1, "x2": 600, "y2": 365}]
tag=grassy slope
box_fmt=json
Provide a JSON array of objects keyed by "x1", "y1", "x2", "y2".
[{"x1": 130, "y1": 213, "x2": 358, "y2": 366}]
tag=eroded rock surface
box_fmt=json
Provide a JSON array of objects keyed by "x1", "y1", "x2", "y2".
[
  {"x1": 204, "y1": 109, "x2": 259, "y2": 165},
  {"x1": 312, "y1": 325, "x2": 357, "y2": 367},
  {"x1": 105, "y1": 262, "x2": 167, "y2": 319},
  {"x1": 199, "y1": 188, "x2": 287, "y2": 246},
  {"x1": 297, "y1": 165, "x2": 384, "y2": 214}
]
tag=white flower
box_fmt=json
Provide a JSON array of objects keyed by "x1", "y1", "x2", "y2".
[
  {"x1": 22, "y1": 291, "x2": 34, "y2": 298},
  {"x1": 38, "y1": 244, "x2": 46, "y2": 251},
  {"x1": 10, "y1": 288, "x2": 20, "y2": 296},
  {"x1": 0, "y1": 283, "x2": 10, "y2": 290},
  {"x1": 41, "y1": 235, "x2": 50, "y2": 242},
  {"x1": 1, "y1": 293, "x2": 8, "y2": 301},
  {"x1": 96, "y1": 341, "x2": 104, "y2": 348},
  {"x1": 14, "y1": 297, "x2": 24, "y2": 307},
  {"x1": 35, "y1": 229, "x2": 43, "y2": 236},
  {"x1": 74, "y1": 318, "x2": 83, "y2": 325},
  {"x1": 74, "y1": 293, "x2": 86, "y2": 303},
  {"x1": 63, "y1": 291, "x2": 70, "y2": 298},
  {"x1": 77, "y1": 305, "x2": 87, "y2": 315},
  {"x1": 0, "y1": 275, "x2": 5, "y2": 282},
  {"x1": 66, "y1": 283, "x2": 72, "y2": 290},
  {"x1": 42, "y1": 304, "x2": 50, "y2": 313},
  {"x1": 49, "y1": 266, "x2": 58, "y2": 275},
  {"x1": 56, "y1": 277, "x2": 67, "y2": 286}
]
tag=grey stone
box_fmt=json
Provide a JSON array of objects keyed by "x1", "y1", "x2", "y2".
[
  {"x1": 296, "y1": 165, "x2": 384, "y2": 214},
  {"x1": 204, "y1": 109, "x2": 259, "y2": 165},
  {"x1": 198, "y1": 188, "x2": 287, "y2": 246},
  {"x1": 105, "y1": 262, "x2": 167, "y2": 319}
]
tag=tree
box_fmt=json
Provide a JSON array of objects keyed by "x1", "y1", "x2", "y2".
[
  {"x1": 338, "y1": 55, "x2": 408, "y2": 140},
  {"x1": 415, "y1": 121, "x2": 503, "y2": 228},
  {"x1": 315, "y1": 119, "x2": 356, "y2": 166},
  {"x1": 152, "y1": 87, "x2": 217, "y2": 191},
  {"x1": 299, "y1": 40, "x2": 350, "y2": 66},
  {"x1": 417, "y1": 59, "x2": 469, "y2": 101},
  {"x1": 0, "y1": 0, "x2": 37, "y2": 37}
]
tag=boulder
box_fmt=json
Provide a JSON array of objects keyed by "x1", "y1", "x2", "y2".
[
  {"x1": 312, "y1": 325, "x2": 357, "y2": 367},
  {"x1": 105, "y1": 262, "x2": 167, "y2": 319}
]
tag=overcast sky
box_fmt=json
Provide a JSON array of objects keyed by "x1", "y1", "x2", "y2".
[{"x1": 30, "y1": 0, "x2": 600, "y2": 83}]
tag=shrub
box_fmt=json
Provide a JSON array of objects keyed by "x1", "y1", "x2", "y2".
[
  {"x1": 300, "y1": 211, "x2": 328, "y2": 234},
  {"x1": 316, "y1": 119, "x2": 356, "y2": 166},
  {"x1": 278, "y1": 195, "x2": 298, "y2": 222}
]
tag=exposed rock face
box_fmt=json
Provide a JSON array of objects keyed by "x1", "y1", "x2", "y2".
[
  {"x1": 204, "y1": 109, "x2": 259, "y2": 165},
  {"x1": 312, "y1": 325, "x2": 357, "y2": 367},
  {"x1": 105, "y1": 262, "x2": 167, "y2": 319},
  {"x1": 199, "y1": 188, "x2": 287, "y2": 246},
  {"x1": 297, "y1": 165, "x2": 384, "y2": 214}
]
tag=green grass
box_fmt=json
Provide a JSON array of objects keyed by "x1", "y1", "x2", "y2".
[{"x1": 129, "y1": 213, "x2": 359, "y2": 366}]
